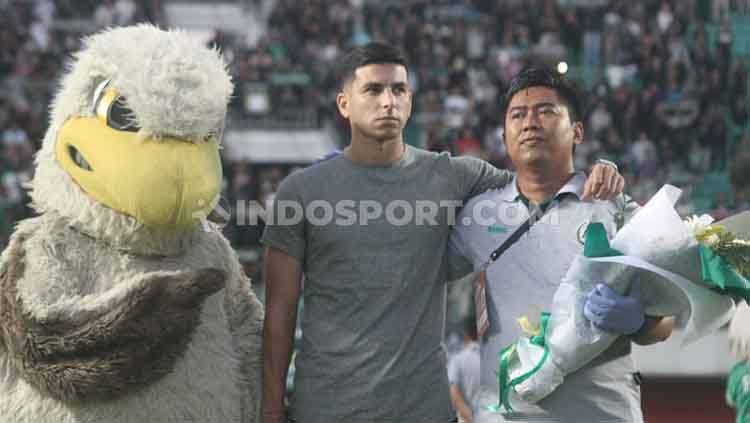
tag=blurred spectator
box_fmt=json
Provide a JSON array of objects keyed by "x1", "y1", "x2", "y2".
[
  {"x1": 94, "y1": 0, "x2": 116, "y2": 28},
  {"x1": 229, "y1": 161, "x2": 258, "y2": 204},
  {"x1": 426, "y1": 126, "x2": 450, "y2": 153},
  {"x1": 730, "y1": 155, "x2": 750, "y2": 210},
  {"x1": 588, "y1": 99, "x2": 613, "y2": 137},
  {"x1": 738, "y1": 134, "x2": 750, "y2": 158},
  {"x1": 699, "y1": 102, "x2": 729, "y2": 169},
  {"x1": 453, "y1": 126, "x2": 482, "y2": 157},
  {"x1": 260, "y1": 166, "x2": 284, "y2": 211},
  {"x1": 94, "y1": 0, "x2": 137, "y2": 28},
  {"x1": 657, "y1": 1, "x2": 675, "y2": 33},
  {"x1": 629, "y1": 131, "x2": 659, "y2": 178},
  {"x1": 443, "y1": 86, "x2": 471, "y2": 130},
  {"x1": 114, "y1": 0, "x2": 136, "y2": 25},
  {"x1": 447, "y1": 316, "x2": 480, "y2": 423},
  {"x1": 713, "y1": 0, "x2": 731, "y2": 22},
  {"x1": 2, "y1": 122, "x2": 29, "y2": 150}
]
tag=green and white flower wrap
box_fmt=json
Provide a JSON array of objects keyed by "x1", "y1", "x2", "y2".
[{"x1": 495, "y1": 185, "x2": 745, "y2": 412}]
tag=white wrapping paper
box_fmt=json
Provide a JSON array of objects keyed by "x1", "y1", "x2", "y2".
[{"x1": 505, "y1": 185, "x2": 736, "y2": 404}]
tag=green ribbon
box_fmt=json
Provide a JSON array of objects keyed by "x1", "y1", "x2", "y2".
[
  {"x1": 491, "y1": 344, "x2": 516, "y2": 413},
  {"x1": 494, "y1": 312, "x2": 551, "y2": 413},
  {"x1": 699, "y1": 245, "x2": 750, "y2": 302},
  {"x1": 583, "y1": 222, "x2": 624, "y2": 258},
  {"x1": 585, "y1": 222, "x2": 750, "y2": 301},
  {"x1": 726, "y1": 360, "x2": 750, "y2": 423}
]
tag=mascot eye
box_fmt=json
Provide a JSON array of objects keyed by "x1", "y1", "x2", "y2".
[
  {"x1": 68, "y1": 145, "x2": 93, "y2": 171},
  {"x1": 107, "y1": 97, "x2": 140, "y2": 132},
  {"x1": 92, "y1": 81, "x2": 140, "y2": 133}
]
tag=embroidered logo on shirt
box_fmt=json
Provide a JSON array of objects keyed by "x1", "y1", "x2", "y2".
[{"x1": 488, "y1": 225, "x2": 509, "y2": 234}]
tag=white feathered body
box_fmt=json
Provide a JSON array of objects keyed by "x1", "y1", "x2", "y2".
[{"x1": 0, "y1": 213, "x2": 262, "y2": 423}]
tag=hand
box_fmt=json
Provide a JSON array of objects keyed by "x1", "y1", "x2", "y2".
[
  {"x1": 729, "y1": 301, "x2": 750, "y2": 360},
  {"x1": 582, "y1": 161, "x2": 625, "y2": 201},
  {"x1": 584, "y1": 280, "x2": 645, "y2": 335}
]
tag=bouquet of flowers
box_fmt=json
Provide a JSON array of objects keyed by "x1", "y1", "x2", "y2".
[{"x1": 492, "y1": 185, "x2": 750, "y2": 412}]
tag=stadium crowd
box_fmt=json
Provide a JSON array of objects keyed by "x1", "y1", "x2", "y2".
[{"x1": 2, "y1": 0, "x2": 750, "y2": 250}]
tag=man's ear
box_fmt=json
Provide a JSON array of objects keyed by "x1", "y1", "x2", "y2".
[
  {"x1": 336, "y1": 91, "x2": 349, "y2": 119},
  {"x1": 573, "y1": 121, "x2": 584, "y2": 145}
]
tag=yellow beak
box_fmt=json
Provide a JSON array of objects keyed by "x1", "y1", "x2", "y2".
[{"x1": 56, "y1": 117, "x2": 222, "y2": 232}]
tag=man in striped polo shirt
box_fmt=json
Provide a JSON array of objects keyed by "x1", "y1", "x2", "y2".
[{"x1": 450, "y1": 68, "x2": 675, "y2": 423}]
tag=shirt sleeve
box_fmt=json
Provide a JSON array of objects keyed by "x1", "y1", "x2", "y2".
[
  {"x1": 260, "y1": 173, "x2": 307, "y2": 260},
  {"x1": 451, "y1": 156, "x2": 513, "y2": 201},
  {"x1": 448, "y1": 201, "x2": 481, "y2": 281}
]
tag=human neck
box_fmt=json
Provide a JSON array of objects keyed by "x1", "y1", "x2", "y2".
[
  {"x1": 516, "y1": 165, "x2": 575, "y2": 204},
  {"x1": 345, "y1": 135, "x2": 405, "y2": 166}
]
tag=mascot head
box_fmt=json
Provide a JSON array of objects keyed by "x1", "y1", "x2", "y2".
[{"x1": 30, "y1": 24, "x2": 233, "y2": 256}]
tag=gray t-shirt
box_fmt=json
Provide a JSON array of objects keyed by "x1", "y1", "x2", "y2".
[
  {"x1": 450, "y1": 173, "x2": 643, "y2": 423},
  {"x1": 262, "y1": 146, "x2": 512, "y2": 422}
]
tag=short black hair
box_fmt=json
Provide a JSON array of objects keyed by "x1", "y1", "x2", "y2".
[
  {"x1": 336, "y1": 42, "x2": 408, "y2": 90},
  {"x1": 502, "y1": 67, "x2": 583, "y2": 123}
]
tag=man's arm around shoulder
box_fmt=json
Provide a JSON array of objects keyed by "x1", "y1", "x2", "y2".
[
  {"x1": 262, "y1": 246, "x2": 303, "y2": 423},
  {"x1": 450, "y1": 155, "x2": 513, "y2": 200}
]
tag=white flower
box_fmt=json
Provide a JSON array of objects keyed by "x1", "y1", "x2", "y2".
[
  {"x1": 705, "y1": 234, "x2": 721, "y2": 247},
  {"x1": 685, "y1": 214, "x2": 715, "y2": 237}
]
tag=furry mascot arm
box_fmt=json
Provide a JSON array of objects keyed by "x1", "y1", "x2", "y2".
[
  {"x1": 225, "y1": 272, "x2": 264, "y2": 422},
  {"x1": 0, "y1": 233, "x2": 226, "y2": 403}
]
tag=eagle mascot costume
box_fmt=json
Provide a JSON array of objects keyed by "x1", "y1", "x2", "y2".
[{"x1": 0, "y1": 25, "x2": 263, "y2": 423}]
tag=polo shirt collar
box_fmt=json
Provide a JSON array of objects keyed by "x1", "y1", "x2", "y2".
[{"x1": 498, "y1": 171, "x2": 587, "y2": 203}]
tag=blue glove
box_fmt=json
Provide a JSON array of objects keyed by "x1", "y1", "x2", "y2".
[
  {"x1": 313, "y1": 149, "x2": 341, "y2": 165},
  {"x1": 583, "y1": 279, "x2": 645, "y2": 335}
]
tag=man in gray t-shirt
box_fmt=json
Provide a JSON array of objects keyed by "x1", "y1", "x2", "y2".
[
  {"x1": 260, "y1": 44, "x2": 623, "y2": 423},
  {"x1": 263, "y1": 146, "x2": 511, "y2": 422}
]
